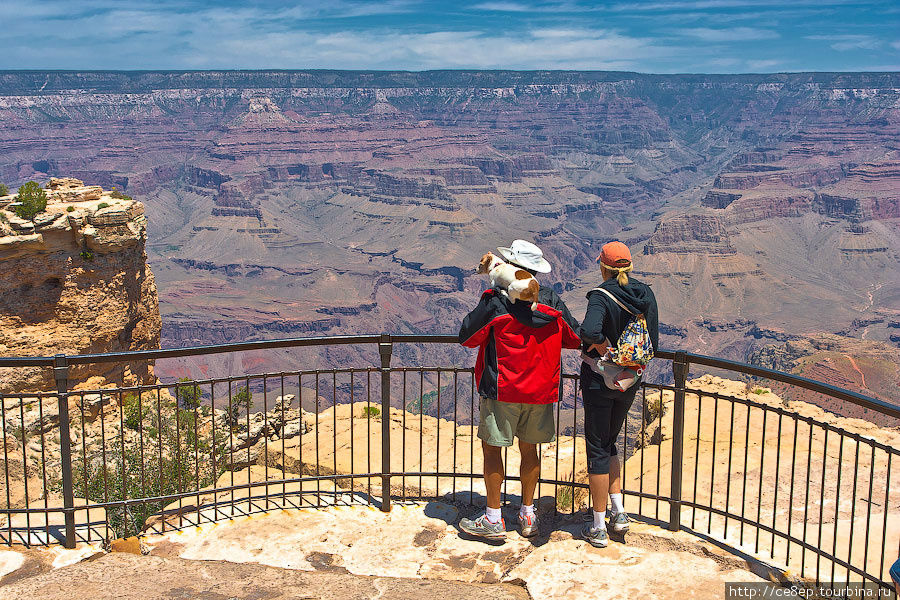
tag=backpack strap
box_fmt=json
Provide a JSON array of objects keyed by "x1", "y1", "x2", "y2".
[{"x1": 591, "y1": 287, "x2": 637, "y2": 316}]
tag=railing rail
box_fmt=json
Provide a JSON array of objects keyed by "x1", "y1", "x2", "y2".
[{"x1": 0, "y1": 334, "x2": 897, "y2": 591}]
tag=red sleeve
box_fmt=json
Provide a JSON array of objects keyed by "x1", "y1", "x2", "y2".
[
  {"x1": 560, "y1": 317, "x2": 582, "y2": 349},
  {"x1": 459, "y1": 290, "x2": 500, "y2": 348}
]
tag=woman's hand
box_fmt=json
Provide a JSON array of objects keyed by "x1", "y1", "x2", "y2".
[{"x1": 588, "y1": 342, "x2": 608, "y2": 355}]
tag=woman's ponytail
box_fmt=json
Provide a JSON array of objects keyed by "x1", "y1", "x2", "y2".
[{"x1": 615, "y1": 264, "x2": 633, "y2": 286}]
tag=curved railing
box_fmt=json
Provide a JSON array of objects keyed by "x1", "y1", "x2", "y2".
[{"x1": 0, "y1": 334, "x2": 897, "y2": 591}]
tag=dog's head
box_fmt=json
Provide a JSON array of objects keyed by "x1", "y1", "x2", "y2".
[{"x1": 476, "y1": 252, "x2": 496, "y2": 274}]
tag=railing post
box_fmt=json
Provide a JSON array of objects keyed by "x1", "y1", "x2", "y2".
[
  {"x1": 378, "y1": 335, "x2": 392, "y2": 512},
  {"x1": 54, "y1": 354, "x2": 76, "y2": 548},
  {"x1": 669, "y1": 351, "x2": 688, "y2": 532}
]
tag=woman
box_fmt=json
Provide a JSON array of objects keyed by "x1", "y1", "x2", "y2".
[{"x1": 579, "y1": 241, "x2": 659, "y2": 548}]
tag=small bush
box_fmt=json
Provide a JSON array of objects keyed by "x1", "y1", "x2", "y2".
[
  {"x1": 644, "y1": 395, "x2": 665, "y2": 423},
  {"x1": 751, "y1": 387, "x2": 767, "y2": 395},
  {"x1": 0, "y1": 183, "x2": 8, "y2": 196},
  {"x1": 66, "y1": 205, "x2": 75, "y2": 212},
  {"x1": 362, "y1": 406, "x2": 381, "y2": 419},
  {"x1": 110, "y1": 189, "x2": 132, "y2": 201},
  {"x1": 226, "y1": 386, "x2": 253, "y2": 428},
  {"x1": 0, "y1": 212, "x2": 8, "y2": 224},
  {"x1": 175, "y1": 377, "x2": 201, "y2": 410},
  {"x1": 123, "y1": 393, "x2": 143, "y2": 431},
  {"x1": 96, "y1": 202, "x2": 110, "y2": 210},
  {"x1": 80, "y1": 249, "x2": 95, "y2": 261},
  {"x1": 13, "y1": 181, "x2": 47, "y2": 221}
]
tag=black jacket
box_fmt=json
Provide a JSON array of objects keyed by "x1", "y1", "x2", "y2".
[
  {"x1": 459, "y1": 287, "x2": 581, "y2": 404},
  {"x1": 579, "y1": 277, "x2": 659, "y2": 357}
]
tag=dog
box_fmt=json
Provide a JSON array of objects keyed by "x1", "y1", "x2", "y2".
[{"x1": 476, "y1": 252, "x2": 540, "y2": 308}]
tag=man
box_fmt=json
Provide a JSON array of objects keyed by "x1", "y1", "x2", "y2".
[{"x1": 458, "y1": 239, "x2": 580, "y2": 539}]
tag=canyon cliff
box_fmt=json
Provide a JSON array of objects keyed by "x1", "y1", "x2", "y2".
[{"x1": 0, "y1": 178, "x2": 161, "y2": 392}]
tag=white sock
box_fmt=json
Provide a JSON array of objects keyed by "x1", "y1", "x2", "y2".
[
  {"x1": 609, "y1": 493, "x2": 625, "y2": 515},
  {"x1": 519, "y1": 504, "x2": 535, "y2": 518},
  {"x1": 485, "y1": 506, "x2": 502, "y2": 523},
  {"x1": 592, "y1": 510, "x2": 606, "y2": 530}
]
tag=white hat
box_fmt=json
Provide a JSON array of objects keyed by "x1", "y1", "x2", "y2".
[{"x1": 497, "y1": 239, "x2": 552, "y2": 273}]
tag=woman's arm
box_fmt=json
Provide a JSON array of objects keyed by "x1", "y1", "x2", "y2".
[{"x1": 579, "y1": 292, "x2": 609, "y2": 346}]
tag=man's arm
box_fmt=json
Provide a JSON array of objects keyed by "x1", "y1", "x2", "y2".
[
  {"x1": 459, "y1": 290, "x2": 501, "y2": 347},
  {"x1": 542, "y1": 289, "x2": 581, "y2": 348}
]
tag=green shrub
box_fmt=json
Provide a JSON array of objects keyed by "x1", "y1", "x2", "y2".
[
  {"x1": 66, "y1": 205, "x2": 75, "y2": 212},
  {"x1": 13, "y1": 181, "x2": 47, "y2": 221},
  {"x1": 751, "y1": 387, "x2": 767, "y2": 395},
  {"x1": 64, "y1": 413, "x2": 227, "y2": 539},
  {"x1": 0, "y1": 183, "x2": 8, "y2": 196},
  {"x1": 0, "y1": 212, "x2": 8, "y2": 224},
  {"x1": 226, "y1": 386, "x2": 253, "y2": 428},
  {"x1": 110, "y1": 189, "x2": 132, "y2": 201},
  {"x1": 362, "y1": 406, "x2": 381, "y2": 419},
  {"x1": 175, "y1": 377, "x2": 201, "y2": 410},
  {"x1": 96, "y1": 202, "x2": 110, "y2": 210},
  {"x1": 123, "y1": 393, "x2": 146, "y2": 431},
  {"x1": 79, "y1": 249, "x2": 95, "y2": 261}
]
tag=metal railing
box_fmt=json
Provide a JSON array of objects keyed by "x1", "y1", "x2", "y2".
[{"x1": 0, "y1": 335, "x2": 898, "y2": 591}]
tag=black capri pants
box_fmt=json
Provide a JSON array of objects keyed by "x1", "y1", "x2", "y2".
[{"x1": 580, "y1": 362, "x2": 640, "y2": 475}]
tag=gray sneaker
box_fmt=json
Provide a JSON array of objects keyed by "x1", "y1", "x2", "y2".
[
  {"x1": 609, "y1": 511, "x2": 630, "y2": 534},
  {"x1": 517, "y1": 513, "x2": 538, "y2": 538},
  {"x1": 460, "y1": 514, "x2": 506, "y2": 539},
  {"x1": 582, "y1": 524, "x2": 609, "y2": 548}
]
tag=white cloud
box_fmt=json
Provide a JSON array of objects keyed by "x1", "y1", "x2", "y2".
[
  {"x1": 677, "y1": 27, "x2": 779, "y2": 41},
  {"x1": 891, "y1": 40, "x2": 900, "y2": 51},
  {"x1": 745, "y1": 59, "x2": 781, "y2": 71},
  {"x1": 806, "y1": 34, "x2": 882, "y2": 51},
  {"x1": 471, "y1": 1, "x2": 535, "y2": 11},
  {"x1": 611, "y1": 0, "x2": 877, "y2": 10}
]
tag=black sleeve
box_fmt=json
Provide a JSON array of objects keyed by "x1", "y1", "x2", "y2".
[
  {"x1": 579, "y1": 291, "x2": 609, "y2": 346},
  {"x1": 544, "y1": 289, "x2": 580, "y2": 333},
  {"x1": 646, "y1": 289, "x2": 659, "y2": 352},
  {"x1": 459, "y1": 291, "x2": 503, "y2": 346}
]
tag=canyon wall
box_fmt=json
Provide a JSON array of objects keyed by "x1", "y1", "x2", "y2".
[
  {"x1": 0, "y1": 179, "x2": 161, "y2": 392},
  {"x1": 0, "y1": 70, "x2": 898, "y2": 408}
]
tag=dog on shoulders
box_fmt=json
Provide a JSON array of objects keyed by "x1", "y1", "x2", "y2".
[{"x1": 476, "y1": 252, "x2": 540, "y2": 309}]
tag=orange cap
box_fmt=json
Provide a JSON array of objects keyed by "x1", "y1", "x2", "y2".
[{"x1": 597, "y1": 241, "x2": 632, "y2": 268}]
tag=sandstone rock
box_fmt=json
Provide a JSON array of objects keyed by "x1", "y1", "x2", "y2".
[
  {"x1": 79, "y1": 394, "x2": 111, "y2": 423},
  {"x1": 0, "y1": 179, "x2": 160, "y2": 393},
  {"x1": 47, "y1": 177, "x2": 85, "y2": 190},
  {"x1": 109, "y1": 536, "x2": 142, "y2": 554}
]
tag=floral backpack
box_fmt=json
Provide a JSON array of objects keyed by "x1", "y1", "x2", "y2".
[{"x1": 592, "y1": 287, "x2": 654, "y2": 367}]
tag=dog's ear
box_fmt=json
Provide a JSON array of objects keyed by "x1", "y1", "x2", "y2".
[{"x1": 476, "y1": 253, "x2": 493, "y2": 274}]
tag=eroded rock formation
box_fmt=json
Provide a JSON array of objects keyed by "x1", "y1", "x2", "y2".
[{"x1": 0, "y1": 179, "x2": 160, "y2": 392}]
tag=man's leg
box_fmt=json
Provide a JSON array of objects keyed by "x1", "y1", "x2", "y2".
[
  {"x1": 483, "y1": 441, "x2": 505, "y2": 510},
  {"x1": 459, "y1": 397, "x2": 510, "y2": 539},
  {"x1": 518, "y1": 440, "x2": 539, "y2": 506}
]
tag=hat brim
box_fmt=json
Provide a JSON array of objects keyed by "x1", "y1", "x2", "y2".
[{"x1": 497, "y1": 246, "x2": 552, "y2": 274}]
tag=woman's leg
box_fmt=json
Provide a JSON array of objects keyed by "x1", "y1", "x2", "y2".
[
  {"x1": 582, "y1": 364, "x2": 614, "y2": 514},
  {"x1": 607, "y1": 384, "x2": 637, "y2": 501}
]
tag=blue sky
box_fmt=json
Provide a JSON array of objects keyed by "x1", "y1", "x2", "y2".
[{"x1": 1, "y1": 0, "x2": 898, "y2": 72}]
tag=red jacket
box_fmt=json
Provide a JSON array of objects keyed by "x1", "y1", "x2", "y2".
[{"x1": 459, "y1": 288, "x2": 581, "y2": 404}]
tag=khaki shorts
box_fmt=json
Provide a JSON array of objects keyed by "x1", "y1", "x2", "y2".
[{"x1": 477, "y1": 396, "x2": 557, "y2": 447}]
